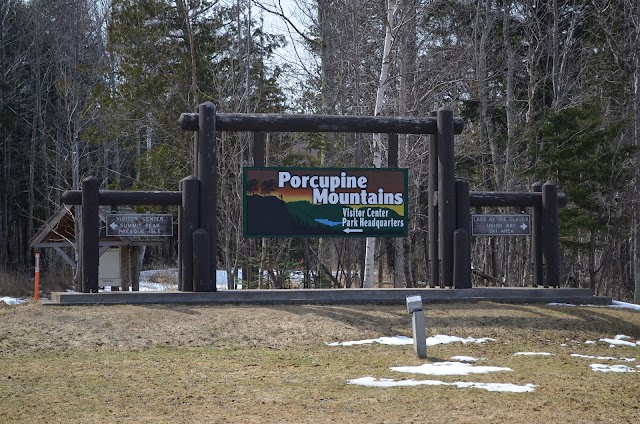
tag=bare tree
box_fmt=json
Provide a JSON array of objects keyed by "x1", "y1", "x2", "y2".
[{"x1": 363, "y1": 0, "x2": 397, "y2": 288}]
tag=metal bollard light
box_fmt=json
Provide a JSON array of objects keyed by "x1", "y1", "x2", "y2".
[{"x1": 406, "y1": 295, "x2": 427, "y2": 359}]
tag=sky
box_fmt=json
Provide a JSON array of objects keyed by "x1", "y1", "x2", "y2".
[
  {"x1": 254, "y1": 0, "x2": 316, "y2": 107},
  {"x1": 261, "y1": 1, "x2": 309, "y2": 59}
]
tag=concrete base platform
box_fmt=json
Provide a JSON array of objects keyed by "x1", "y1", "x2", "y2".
[{"x1": 45, "y1": 287, "x2": 611, "y2": 306}]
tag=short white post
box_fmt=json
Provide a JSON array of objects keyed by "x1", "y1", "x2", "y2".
[{"x1": 406, "y1": 295, "x2": 427, "y2": 359}]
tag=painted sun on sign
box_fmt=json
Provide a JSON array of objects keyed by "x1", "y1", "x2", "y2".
[{"x1": 243, "y1": 167, "x2": 408, "y2": 238}]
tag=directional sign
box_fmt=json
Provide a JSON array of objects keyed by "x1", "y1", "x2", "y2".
[
  {"x1": 243, "y1": 167, "x2": 408, "y2": 238},
  {"x1": 106, "y1": 214, "x2": 173, "y2": 237},
  {"x1": 472, "y1": 214, "x2": 531, "y2": 236}
]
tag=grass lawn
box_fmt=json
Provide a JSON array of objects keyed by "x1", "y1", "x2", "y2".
[{"x1": 0, "y1": 301, "x2": 639, "y2": 423}]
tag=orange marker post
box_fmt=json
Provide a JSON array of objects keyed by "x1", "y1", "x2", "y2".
[{"x1": 34, "y1": 251, "x2": 40, "y2": 302}]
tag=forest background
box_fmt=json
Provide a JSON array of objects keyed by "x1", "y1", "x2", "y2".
[{"x1": 1, "y1": 0, "x2": 639, "y2": 301}]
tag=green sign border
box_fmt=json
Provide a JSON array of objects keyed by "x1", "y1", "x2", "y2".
[{"x1": 243, "y1": 167, "x2": 409, "y2": 238}]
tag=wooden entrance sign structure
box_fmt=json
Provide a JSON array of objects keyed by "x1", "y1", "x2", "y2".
[
  {"x1": 62, "y1": 101, "x2": 564, "y2": 294},
  {"x1": 61, "y1": 183, "x2": 184, "y2": 292},
  {"x1": 452, "y1": 180, "x2": 566, "y2": 289}
]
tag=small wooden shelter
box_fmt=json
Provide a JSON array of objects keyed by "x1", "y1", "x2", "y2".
[{"x1": 28, "y1": 205, "x2": 157, "y2": 290}]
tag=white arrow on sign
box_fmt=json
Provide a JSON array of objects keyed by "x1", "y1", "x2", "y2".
[
  {"x1": 520, "y1": 223, "x2": 528, "y2": 231},
  {"x1": 109, "y1": 222, "x2": 118, "y2": 230},
  {"x1": 343, "y1": 228, "x2": 363, "y2": 234}
]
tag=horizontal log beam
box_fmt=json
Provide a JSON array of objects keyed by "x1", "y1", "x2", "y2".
[
  {"x1": 61, "y1": 190, "x2": 182, "y2": 206},
  {"x1": 470, "y1": 191, "x2": 567, "y2": 208},
  {"x1": 179, "y1": 112, "x2": 465, "y2": 135}
]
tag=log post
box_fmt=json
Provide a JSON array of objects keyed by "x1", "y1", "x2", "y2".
[
  {"x1": 542, "y1": 181, "x2": 560, "y2": 287},
  {"x1": 197, "y1": 102, "x2": 217, "y2": 291},
  {"x1": 428, "y1": 111, "x2": 439, "y2": 288},
  {"x1": 180, "y1": 176, "x2": 199, "y2": 291},
  {"x1": 453, "y1": 229, "x2": 470, "y2": 289},
  {"x1": 531, "y1": 181, "x2": 544, "y2": 287},
  {"x1": 81, "y1": 176, "x2": 100, "y2": 293},
  {"x1": 455, "y1": 179, "x2": 472, "y2": 288},
  {"x1": 388, "y1": 133, "x2": 398, "y2": 168},
  {"x1": 253, "y1": 131, "x2": 266, "y2": 167},
  {"x1": 193, "y1": 228, "x2": 211, "y2": 292},
  {"x1": 437, "y1": 107, "x2": 456, "y2": 287}
]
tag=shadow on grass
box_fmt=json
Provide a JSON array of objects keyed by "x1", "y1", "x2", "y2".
[
  {"x1": 276, "y1": 302, "x2": 640, "y2": 338},
  {"x1": 279, "y1": 304, "x2": 409, "y2": 335},
  {"x1": 139, "y1": 303, "x2": 203, "y2": 316}
]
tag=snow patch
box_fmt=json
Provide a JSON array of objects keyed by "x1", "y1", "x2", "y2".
[
  {"x1": 391, "y1": 361, "x2": 511, "y2": 376},
  {"x1": 326, "y1": 336, "x2": 412, "y2": 347},
  {"x1": 546, "y1": 300, "x2": 640, "y2": 311},
  {"x1": 348, "y1": 377, "x2": 536, "y2": 393},
  {"x1": 451, "y1": 356, "x2": 480, "y2": 363},
  {"x1": 600, "y1": 335, "x2": 639, "y2": 348},
  {"x1": 1, "y1": 296, "x2": 26, "y2": 305},
  {"x1": 590, "y1": 364, "x2": 637, "y2": 373},
  {"x1": 327, "y1": 334, "x2": 494, "y2": 347},
  {"x1": 513, "y1": 352, "x2": 554, "y2": 356}
]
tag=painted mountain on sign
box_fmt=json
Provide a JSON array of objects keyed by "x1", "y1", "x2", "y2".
[{"x1": 245, "y1": 195, "x2": 294, "y2": 235}]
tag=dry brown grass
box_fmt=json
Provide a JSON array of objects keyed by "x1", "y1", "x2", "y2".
[
  {"x1": 0, "y1": 301, "x2": 639, "y2": 423},
  {"x1": 0, "y1": 270, "x2": 32, "y2": 298},
  {"x1": 0, "y1": 266, "x2": 74, "y2": 299}
]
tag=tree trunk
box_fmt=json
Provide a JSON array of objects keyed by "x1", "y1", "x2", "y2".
[
  {"x1": 503, "y1": 1, "x2": 515, "y2": 190},
  {"x1": 551, "y1": 0, "x2": 561, "y2": 107},
  {"x1": 589, "y1": 230, "x2": 597, "y2": 293},
  {"x1": 633, "y1": 0, "x2": 640, "y2": 303},
  {"x1": 392, "y1": 0, "x2": 416, "y2": 289},
  {"x1": 475, "y1": 0, "x2": 499, "y2": 188},
  {"x1": 364, "y1": 0, "x2": 396, "y2": 288},
  {"x1": 177, "y1": 0, "x2": 198, "y2": 107},
  {"x1": 0, "y1": 2, "x2": 9, "y2": 268}
]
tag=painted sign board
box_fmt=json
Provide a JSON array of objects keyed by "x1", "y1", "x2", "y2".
[
  {"x1": 106, "y1": 214, "x2": 173, "y2": 237},
  {"x1": 243, "y1": 167, "x2": 408, "y2": 238},
  {"x1": 472, "y1": 214, "x2": 531, "y2": 236}
]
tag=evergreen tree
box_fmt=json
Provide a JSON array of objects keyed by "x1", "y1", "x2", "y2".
[
  {"x1": 534, "y1": 101, "x2": 635, "y2": 290},
  {"x1": 103, "y1": 0, "x2": 285, "y2": 192}
]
